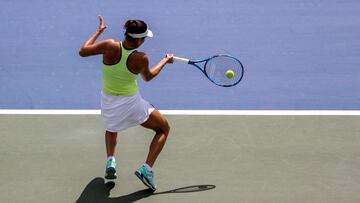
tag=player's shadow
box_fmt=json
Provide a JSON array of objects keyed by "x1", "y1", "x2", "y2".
[{"x1": 76, "y1": 177, "x2": 216, "y2": 203}]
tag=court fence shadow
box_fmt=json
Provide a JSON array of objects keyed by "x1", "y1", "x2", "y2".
[{"x1": 76, "y1": 177, "x2": 216, "y2": 203}]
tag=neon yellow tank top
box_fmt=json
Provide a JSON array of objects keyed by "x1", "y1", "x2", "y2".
[{"x1": 102, "y1": 42, "x2": 138, "y2": 96}]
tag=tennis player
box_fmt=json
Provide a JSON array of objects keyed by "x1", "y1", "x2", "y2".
[{"x1": 79, "y1": 16, "x2": 173, "y2": 191}]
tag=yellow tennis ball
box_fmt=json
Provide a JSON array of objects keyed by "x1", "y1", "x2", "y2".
[{"x1": 226, "y1": 70, "x2": 234, "y2": 79}]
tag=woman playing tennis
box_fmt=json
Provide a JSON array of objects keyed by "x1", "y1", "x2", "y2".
[{"x1": 79, "y1": 16, "x2": 173, "y2": 191}]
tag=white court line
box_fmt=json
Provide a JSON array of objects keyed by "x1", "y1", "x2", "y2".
[{"x1": 0, "y1": 109, "x2": 360, "y2": 115}]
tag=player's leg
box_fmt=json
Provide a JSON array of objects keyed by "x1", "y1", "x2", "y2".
[
  {"x1": 105, "y1": 130, "x2": 117, "y2": 157},
  {"x1": 135, "y1": 109, "x2": 170, "y2": 191},
  {"x1": 105, "y1": 130, "x2": 117, "y2": 179},
  {"x1": 141, "y1": 109, "x2": 170, "y2": 167}
]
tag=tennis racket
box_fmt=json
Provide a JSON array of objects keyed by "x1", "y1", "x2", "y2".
[{"x1": 173, "y1": 54, "x2": 244, "y2": 87}]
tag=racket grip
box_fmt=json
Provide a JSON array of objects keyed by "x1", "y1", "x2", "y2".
[{"x1": 173, "y1": 56, "x2": 190, "y2": 64}]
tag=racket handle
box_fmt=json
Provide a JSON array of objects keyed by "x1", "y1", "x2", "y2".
[{"x1": 173, "y1": 56, "x2": 190, "y2": 64}]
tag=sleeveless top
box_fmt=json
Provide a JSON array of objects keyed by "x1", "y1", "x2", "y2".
[{"x1": 102, "y1": 42, "x2": 138, "y2": 96}]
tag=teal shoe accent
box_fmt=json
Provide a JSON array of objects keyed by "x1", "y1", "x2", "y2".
[
  {"x1": 135, "y1": 165, "x2": 156, "y2": 191},
  {"x1": 105, "y1": 159, "x2": 117, "y2": 180}
]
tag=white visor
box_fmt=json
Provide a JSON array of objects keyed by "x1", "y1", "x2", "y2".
[{"x1": 127, "y1": 29, "x2": 153, "y2": 38}]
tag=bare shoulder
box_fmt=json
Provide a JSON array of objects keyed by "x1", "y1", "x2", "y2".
[
  {"x1": 103, "y1": 39, "x2": 120, "y2": 49},
  {"x1": 128, "y1": 51, "x2": 149, "y2": 74},
  {"x1": 133, "y1": 51, "x2": 148, "y2": 59},
  {"x1": 103, "y1": 38, "x2": 117, "y2": 44},
  {"x1": 133, "y1": 51, "x2": 149, "y2": 65}
]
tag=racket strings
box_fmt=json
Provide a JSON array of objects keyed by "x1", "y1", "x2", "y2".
[{"x1": 204, "y1": 56, "x2": 243, "y2": 86}]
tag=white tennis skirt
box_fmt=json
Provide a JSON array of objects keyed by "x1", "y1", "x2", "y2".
[{"x1": 101, "y1": 91, "x2": 155, "y2": 132}]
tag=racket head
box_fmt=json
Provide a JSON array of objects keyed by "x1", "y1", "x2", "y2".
[{"x1": 203, "y1": 54, "x2": 244, "y2": 87}]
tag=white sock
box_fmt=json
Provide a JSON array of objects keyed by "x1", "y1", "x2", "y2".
[
  {"x1": 107, "y1": 156, "x2": 115, "y2": 161},
  {"x1": 144, "y1": 163, "x2": 153, "y2": 171}
]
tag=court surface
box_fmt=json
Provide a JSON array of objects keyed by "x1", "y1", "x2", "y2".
[{"x1": 1, "y1": 114, "x2": 360, "y2": 203}]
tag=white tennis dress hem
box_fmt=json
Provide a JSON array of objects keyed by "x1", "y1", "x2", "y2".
[{"x1": 101, "y1": 92, "x2": 155, "y2": 133}]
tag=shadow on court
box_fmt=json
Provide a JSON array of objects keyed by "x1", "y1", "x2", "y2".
[{"x1": 76, "y1": 178, "x2": 216, "y2": 203}]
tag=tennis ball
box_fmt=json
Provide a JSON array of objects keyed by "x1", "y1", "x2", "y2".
[{"x1": 226, "y1": 70, "x2": 234, "y2": 79}]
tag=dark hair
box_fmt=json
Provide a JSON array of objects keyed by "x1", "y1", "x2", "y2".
[{"x1": 124, "y1": 20, "x2": 148, "y2": 39}]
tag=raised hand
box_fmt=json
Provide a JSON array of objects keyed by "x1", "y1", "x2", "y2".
[{"x1": 97, "y1": 15, "x2": 107, "y2": 33}]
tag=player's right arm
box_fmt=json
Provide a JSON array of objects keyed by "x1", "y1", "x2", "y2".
[
  {"x1": 79, "y1": 39, "x2": 114, "y2": 57},
  {"x1": 79, "y1": 15, "x2": 112, "y2": 57}
]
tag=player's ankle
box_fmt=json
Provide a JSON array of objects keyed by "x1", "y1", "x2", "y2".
[{"x1": 144, "y1": 163, "x2": 153, "y2": 171}]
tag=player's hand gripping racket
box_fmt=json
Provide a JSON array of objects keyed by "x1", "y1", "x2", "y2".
[{"x1": 173, "y1": 54, "x2": 244, "y2": 87}]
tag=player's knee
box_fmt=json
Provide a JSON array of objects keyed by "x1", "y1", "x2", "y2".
[
  {"x1": 157, "y1": 119, "x2": 170, "y2": 136},
  {"x1": 164, "y1": 120, "x2": 170, "y2": 135}
]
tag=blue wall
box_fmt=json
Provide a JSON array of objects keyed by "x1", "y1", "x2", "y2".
[{"x1": 1, "y1": 0, "x2": 359, "y2": 109}]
